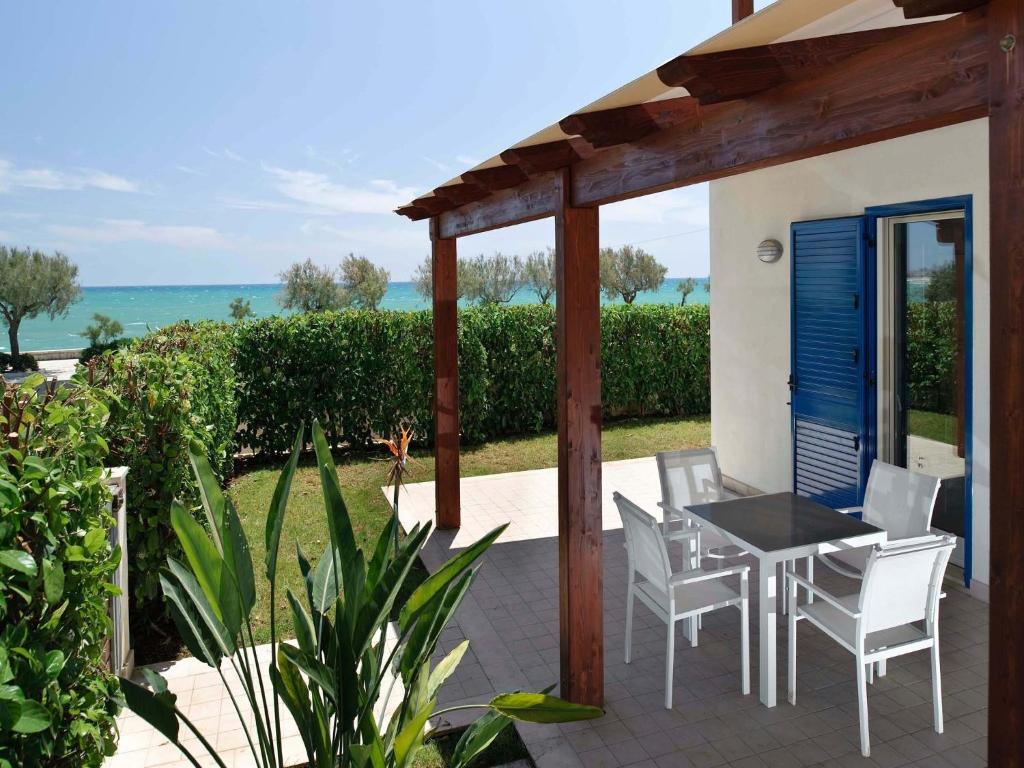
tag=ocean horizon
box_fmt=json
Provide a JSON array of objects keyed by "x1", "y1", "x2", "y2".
[{"x1": 10, "y1": 278, "x2": 710, "y2": 353}]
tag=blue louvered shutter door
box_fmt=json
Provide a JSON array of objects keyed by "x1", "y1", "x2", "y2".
[{"x1": 790, "y1": 216, "x2": 870, "y2": 509}]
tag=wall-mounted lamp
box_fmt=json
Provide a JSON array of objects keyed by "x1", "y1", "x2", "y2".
[{"x1": 756, "y1": 238, "x2": 783, "y2": 264}]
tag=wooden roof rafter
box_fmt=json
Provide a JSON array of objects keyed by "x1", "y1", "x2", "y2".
[
  {"x1": 559, "y1": 97, "x2": 702, "y2": 148},
  {"x1": 499, "y1": 137, "x2": 596, "y2": 174},
  {"x1": 893, "y1": 0, "x2": 989, "y2": 19}
]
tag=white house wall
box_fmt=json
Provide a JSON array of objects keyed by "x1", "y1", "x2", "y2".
[{"x1": 709, "y1": 119, "x2": 991, "y2": 590}]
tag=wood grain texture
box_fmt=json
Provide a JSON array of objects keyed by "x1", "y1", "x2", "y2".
[
  {"x1": 500, "y1": 137, "x2": 595, "y2": 174},
  {"x1": 894, "y1": 0, "x2": 989, "y2": 19},
  {"x1": 559, "y1": 97, "x2": 700, "y2": 148},
  {"x1": 431, "y1": 218, "x2": 460, "y2": 530},
  {"x1": 657, "y1": 25, "x2": 923, "y2": 104},
  {"x1": 461, "y1": 164, "x2": 529, "y2": 192},
  {"x1": 987, "y1": 0, "x2": 1024, "y2": 763},
  {"x1": 554, "y1": 168, "x2": 603, "y2": 706},
  {"x1": 438, "y1": 171, "x2": 558, "y2": 239},
  {"x1": 733, "y1": 0, "x2": 754, "y2": 23}
]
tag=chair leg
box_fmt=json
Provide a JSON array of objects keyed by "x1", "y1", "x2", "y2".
[
  {"x1": 931, "y1": 641, "x2": 944, "y2": 734},
  {"x1": 741, "y1": 600, "x2": 750, "y2": 696},
  {"x1": 787, "y1": 571, "x2": 797, "y2": 705},
  {"x1": 856, "y1": 660, "x2": 871, "y2": 757},
  {"x1": 805, "y1": 556, "x2": 814, "y2": 604},
  {"x1": 625, "y1": 585, "x2": 635, "y2": 664},
  {"x1": 877, "y1": 658, "x2": 887, "y2": 678},
  {"x1": 868, "y1": 660, "x2": 874, "y2": 685},
  {"x1": 665, "y1": 618, "x2": 676, "y2": 709}
]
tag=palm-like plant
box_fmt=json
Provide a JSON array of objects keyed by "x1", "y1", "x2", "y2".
[
  {"x1": 375, "y1": 425, "x2": 413, "y2": 557},
  {"x1": 120, "y1": 421, "x2": 600, "y2": 768}
]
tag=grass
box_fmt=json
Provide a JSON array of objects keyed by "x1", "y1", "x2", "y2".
[
  {"x1": 230, "y1": 414, "x2": 711, "y2": 643},
  {"x1": 908, "y1": 409, "x2": 958, "y2": 445},
  {"x1": 411, "y1": 724, "x2": 531, "y2": 768}
]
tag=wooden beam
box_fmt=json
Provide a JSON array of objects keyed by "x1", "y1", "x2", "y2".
[
  {"x1": 410, "y1": 195, "x2": 450, "y2": 217},
  {"x1": 657, "y1": 24, "x2": 928, "y2": 104},
  {"x1": 575, "y1": 8, "x2": 988, "y2": 206},
  {"x1": 433, "y1": 181, "x2": 489, "y2": 206},
  {"x1": 396, "y1": 204, "x2": 431, "y2": 221},
  {"x1": 461, "y1": 164, "x2": 529, "y2": 191},
  {"x1": 438, "y1": 171, "x2": 558, "y2": 239},
  {"x1": 500, "y1": 137, "x2": 595, "y2": 174},
  {"x1": 559, "y1": 97, "x2": 700, "y2": 148},
  {"x1": 431, "y1": 218, "x2": 460, "y2": 530},
  {"x1": 554, "y1": 168, "x2": 603, "y2": 707},
  {"x1": 733, "y1": 0, "x2": 754, "y2": 23},
  {"x1": 893, "y1": 0, "x2": 989, "y2": 19},
  {"x1": 987, "y1": 1, "x2": 1024, "y2": 763}
]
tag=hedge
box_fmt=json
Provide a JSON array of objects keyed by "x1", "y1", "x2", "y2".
[
  {"x1": 78, "y1": 322, "x2": 237, "y2": 610},
  {"x1": 0, "y1": 376, "x2": 120, "y2": 768},
  {"x1": 907, "y1": 300, "x2": 958, "y2": 415},
  {"x1": 234, "y1": 304, "x2": 711, "y2": 454}
]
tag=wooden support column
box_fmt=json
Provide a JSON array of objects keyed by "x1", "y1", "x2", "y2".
[
  {"x1": 733, "y1": 0, "x2": 754, "y2": 23},
  {"x1": 988, "y1": 2, "x2": 1024, "y2": 764},
  {"x1": 431, "y1": 217, "x2": 460, "y2": 529},
  {"x1": 554, "y1": 168, "x2": 603, "y2": 706}
]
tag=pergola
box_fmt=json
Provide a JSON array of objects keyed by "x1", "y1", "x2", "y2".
[{"x1": 395, "y1": 1, "x2": 1023, "y2": 764}]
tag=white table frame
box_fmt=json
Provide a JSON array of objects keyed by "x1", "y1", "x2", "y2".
[{"x1": 686, "y1": 501, "x2": 886, "y2": 707}]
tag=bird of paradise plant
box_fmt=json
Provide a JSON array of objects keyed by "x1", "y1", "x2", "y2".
[{"x1": 375, "y1": 425, "x2": 413, "y2": 558}]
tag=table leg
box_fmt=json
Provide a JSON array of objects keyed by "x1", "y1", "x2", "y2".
[{"x1": 759, "y1": 557, "x2": 777, "y2": 707}]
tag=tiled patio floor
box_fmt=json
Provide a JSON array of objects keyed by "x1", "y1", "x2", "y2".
[{"x1": 395, "y1": 457, "x2": 989, "y2": 768}]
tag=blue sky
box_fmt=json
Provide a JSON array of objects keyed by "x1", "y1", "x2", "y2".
[{"x1": 0, "y1": 2, "x2": 746, "y2": 286}]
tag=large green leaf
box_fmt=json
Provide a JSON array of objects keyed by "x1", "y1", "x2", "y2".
[
  {"x1": 265, "y1": 427, "x2": 303, "y2": 581},
  {"x1": 223, "y1": 498, "x2": 256, "y2": 615},
  {"x1": 10, "y1": 700, "x2": 51, "y2": 734},
  {"x1": 489, "y1": 692, "x2": 603, "y2": 723},
  {"x1": 311, "y1": 421, "x2": 356, "y2": 590},
  {"x1": 120, "y1": 677, "x2": 180, "y2": 743},
  {"x1": 188, "y1": 440, "x2": 227, "y2": 549},
  {"x1": 286, "y1": 589, "x2": 317, "y2": 656},
  {"x1": 392, "y1": 698, "x2": 436, "y2": 768},
  {"x1": 0, "y1": 550, "x2": 37, "y2": 576},
  {"x1": 270, "y1": 658, "x2": 314, "y2": 764},
  {"x1": 399, "y1": 570, "x2": 476, "y2": 687},
  {"x1": 164, "y1": 559, "x2": 234, "y2": 656},
  {"x1": 42, "y1": 559, "x2": 64, "y2": 604},
  {"x1": 309, "y1": 544, "x2": 341, "y2": 615},
  {"x1": 449, "y1": 709, "x2": 513, "y2": 768},
  {"x1": 399, "y1": 524, "x2": 507, "y2": 630},
  {"x1": 160, "y1": 571, "x2": 224, "y2": 667},
  {"x1": 279, "y1": 645, "x2": 338, "y2": 705},
  {"x1": 428, "y1": 640, "x2": 468, "y2": 701}
]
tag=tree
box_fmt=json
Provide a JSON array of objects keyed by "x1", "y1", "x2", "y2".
[
  {"x1": 676, "y1": 277, "x2": 696, "y2": 305},
  {"x1": 463, "y1": 252, "x2": 525, "y2": 305},
  {"x1": 277, "y1": 258, "x2": 344, "y2": 312},
  {"x1": 0, "y1": 246, "x2": 80, "y2": 362},
  {"x1": 339, "y1": 253, "x2": 389, "y2": 310},
  {"x1": 924, "y1": 261, "x2": 957, "y2": 303},
  {"x1": 229, "y1": 297, "x2": 255, "y2": 321},
  {"x1": 599, "y1": 244, "x2": 667, "y2": 304},
  {"x1": 411, "y1": 254, "x2": 478, "y2": 301},
  {"x1": 523, "y1": 248, "x2": 556, "y2": 304},
  {"x1": 80, "y1": 313, "x2": 124, "y2": 346}
]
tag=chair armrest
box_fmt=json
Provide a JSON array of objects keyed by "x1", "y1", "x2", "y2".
[
  {"x1": 815, "y1": 552, "x2": 864, "y2": 580},
  {"x1": 664, "y1": 529, "x2": 699, "y2": 542},
  {"x1": 786, "y1": 572, "x2": 862, "y2": 618},
  {"x1": 658, "y1": 502, "x2": 703, "y2": 526},
  {"x1": 670, "y1": 565, "x2": 749, "y2": 586},
  {"x1": 836, "y1": 506, "x2": 863, "y2": 517}
]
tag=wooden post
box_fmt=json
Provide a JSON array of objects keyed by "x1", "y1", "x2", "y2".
[
  {"x1": 732, "y1": 0, "x2": 754, "y2": 24},
  {"x1": 431, "y1": 217, "x2": 460, "y2": 529},
  {"x1": 554, "y1": 168, "x2": 603, "y2": 706},
  {"x1": 988, "y1": 1, "x2": 1024, "y2": 765}
]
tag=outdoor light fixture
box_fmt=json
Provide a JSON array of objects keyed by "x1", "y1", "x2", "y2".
[{"x1": 757, "y1": 238, "x2": 783, "y2": 263}]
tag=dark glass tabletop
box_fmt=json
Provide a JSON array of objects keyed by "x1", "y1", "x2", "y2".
[{"x1": 685, "y1": 492, "x2": 885, "y2": 554}]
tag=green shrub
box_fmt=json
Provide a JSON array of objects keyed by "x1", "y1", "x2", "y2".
[
  {"x1": 0, "y1": 352, "x2": 38, "y2": 372},
  {"x1": 79, "y1": 338, "x2": 130, "y2": 364},
  {"x1": 0, "y1": 376, "x2": 121, "y2": 768},
  {"x1": 233, "y1": 304, "x2": 710, "y2": 454},
  {"x1": 907, "y1": 301, "x2": 957, "y2": 415},
  {"x1": 79, "y1": 322, "x2": 237, "y2": 609}
]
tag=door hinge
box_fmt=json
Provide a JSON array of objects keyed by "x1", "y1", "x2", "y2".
[
  {"x1": 853, "y1": 435, "x2": 861, "y2": 452},
  {"x1": 788, "y1": 373, "x2": 797, "y2": 392}
]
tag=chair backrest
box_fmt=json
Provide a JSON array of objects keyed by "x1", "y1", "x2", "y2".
[
  {"x1": 656, "y1": 447, "x2": 723, "y2": 512},
  {"x1": 613, "y1": 492, "x2": 672, "y2": 592},
  {"x1": 858, "y1": 534, "x2": 955, "y2": 635},
  {"x1": 861, "y1": 460, "x2": 941, "y2": 539}
]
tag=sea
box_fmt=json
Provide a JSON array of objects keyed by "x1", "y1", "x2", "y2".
[{"x1": 12, "y1": 278, "x2": 710, "y2": 353}]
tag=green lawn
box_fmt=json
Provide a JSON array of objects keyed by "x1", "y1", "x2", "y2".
[
  {"x1": 908, "y1": 409, "x2": 958, "y2": 445},
  {"x1": 230, "y1": 414, "x2": 711, "y2": 643}
]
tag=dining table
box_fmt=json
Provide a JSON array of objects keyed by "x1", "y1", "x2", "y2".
[{"x1": 685, "y1": 492, "x2": 886, "y2": 707}]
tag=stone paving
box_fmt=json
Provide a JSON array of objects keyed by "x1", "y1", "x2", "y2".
[{"x1": 395, "y1": 457, "x2": 989, "y2": 768}]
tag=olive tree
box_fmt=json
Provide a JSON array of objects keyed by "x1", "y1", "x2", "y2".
[
  {"x1": 599, "y1": 244, "x2": 667, "y2": 304},
  {"x1": 411, "y1": 254, "x2": 478, "y2": 301},
  {"x1": 676, "y1": 277, "x2": 696, "y2": 305},
  {"x1": 463, "y1": 252, "x2": 524, "y2": 305},
  {"x1": 80, "y1": 313, "x2": 124, "y2": 346},
  {"x1": 339, "y1": 253, "x2": 389, "y2": 309},
  {"x1": 229, "y1": 297, "x2": 255, "y2": 321},
  {"x1": 523, "y1": 248, "x2": 556, "y2": 304},
  {"x1": 0, "y1": 246, "x2": 81, "y2": 362},
  {"x1": 276, "y1": 258, "x2": 344, "y2": 312}
]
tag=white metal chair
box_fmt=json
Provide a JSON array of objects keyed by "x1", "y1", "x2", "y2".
[
  {"x1": 614, "y1": 491, "x2": 750, "y2": 709},
  {"x1": 787, "y1": 534, "x2": 955, "y2": 757},
  {"x1": 819, "y1": 460, "x2": 941, "y2": 580}
]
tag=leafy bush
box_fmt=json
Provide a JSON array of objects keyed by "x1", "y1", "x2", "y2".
[
  {"x1": 234, "y1": 304, "x2": 710, "y2": 454},
  {"x1": 80, "y1": 322, "x2": 237, "y2": 610},
  {"x1": 0, "y1": 375, "x2": 121, "y2": 768},
  {"x1": 907, "y1": 301, "x2": 957, "y2": 415},
  {"x1": 0, "y1": 352, "x2": 38, "y2": 372},
  {"x1": 79, "y1": 339, "x2": 130, "y2": 364}
]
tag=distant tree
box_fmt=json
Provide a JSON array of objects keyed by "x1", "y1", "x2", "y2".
[
  {"x1": 924, "y1": 261, "x2": 957, "y2": 303},
  {"x1": 599, "y1": 245, "x2": 667, "y2": 304},
  {"x1": 80, "y1": 313, "x2": 124, "y2": 346},
  {"x1": 229, "y1": 297, "x2": 255, "y2": 321},
  {"x1": 339, "y1": 253, "x2": 389, "y2": 310},
  {"x1": 676, "y1": 277, "x2": 696, "y2": 305},
  {"x1": 0, "y1": 246, "x2": 80, "y2": 362},
  {"x1": 523, "y1": 248, "x2": 556, "y2": 304},
  {"x1": 277, "y1": 258, "x2": 344, "y2": 313},
  {"x1": 411, "y1": 254, "x2": 478, "y2": 302},
  {"x1": 463, "y1": 252, "x2": 525, "y2": 305}
]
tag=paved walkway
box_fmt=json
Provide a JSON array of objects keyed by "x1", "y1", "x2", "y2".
[
  {"x1": 4, "y1": 357, "x2": 78, "y2": 384},
  {"x1": 394, "y1": 457, "x2": 989, "y2": 768}
]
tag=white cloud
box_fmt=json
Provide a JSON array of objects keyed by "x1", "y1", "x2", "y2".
[
  {"x1": 175, "y1": 165, "x2": 206, "y2": 176},
  {"x1": 422, "y1": 156, "x2": 451, "y2": 173},
  {"x1": 49, "y1": 218, "x2": 229, "y2": 249},
  {"x1": 455, "y1": 154, "x2": 479, "y2": 167},
  {"x1": 299, "y1": 220, "x2": 425, "y2": 250},
  {"x1": 259, "y1": 166, "x2": 419, "y2": 215},
  {"x1": 202, "y1": 146, "x2": 245, "y2": 162},
  {"x1": 0, "y1": 159, "x2": 139, "y2": 193},
  {"x1": 601, "y1": 187, "x2": 709, "y2": 227}
]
